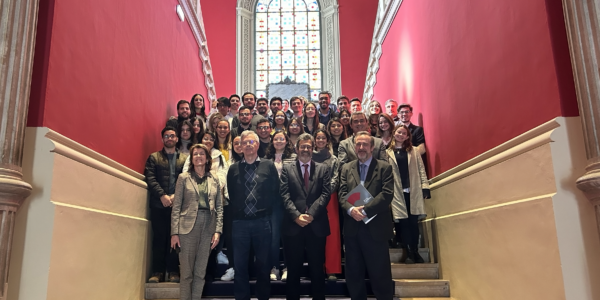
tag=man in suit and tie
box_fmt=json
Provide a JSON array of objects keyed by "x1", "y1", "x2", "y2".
[
  {"x1": 280, "y1": 133, "x2": 332, "y2": 300},
  {"x1": 338, "y1": 111, "x2": 388, "y2": 169},
  {"x1": 338, "y1": 131, "x2": 395, "y2": 300}
]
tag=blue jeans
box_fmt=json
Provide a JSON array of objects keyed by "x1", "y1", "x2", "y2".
[
  {"x1": 232, "y1": 217, "x2": 272, "y2": 300},
  {"x1": 270, "y1": 200, "x2": 284, "y2": 268}
]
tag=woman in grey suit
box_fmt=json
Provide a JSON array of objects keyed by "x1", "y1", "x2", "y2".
[{"x1": 171, "y1": 144, "x2": 224, "y2": 300}]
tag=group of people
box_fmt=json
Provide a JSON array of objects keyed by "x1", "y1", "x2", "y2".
[{"x1": 144, "y1": 91, "x2": 430, "y2": 300}]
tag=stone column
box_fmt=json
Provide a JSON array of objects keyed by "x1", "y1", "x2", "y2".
[
  {"x1": 0, "y1": 0, "x2": 39, "y2": 299},
  {"x1": 561, "y1": 0, "x2": 600, "y2": 235}
]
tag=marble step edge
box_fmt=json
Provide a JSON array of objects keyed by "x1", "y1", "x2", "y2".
[
  {"x1": 394, "y1": 279, "x2": 450, "y2": 298},
  {"x1": 391, "y1": 263, "x2": 439, "y2": 279},
  {"x1": 390, "y1": 248, "x2": 431, "y2": 263}
]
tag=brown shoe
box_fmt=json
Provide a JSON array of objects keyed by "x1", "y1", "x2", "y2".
[
  {"x1": 148, "y1": 272, "x2": 164, "y2": 283},
  {"x1": 168, "y1": 272, "x2": 180, "y2": 283}
]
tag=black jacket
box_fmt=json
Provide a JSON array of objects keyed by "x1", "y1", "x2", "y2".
[{"x1": 144, "y1": 149, "x2": 188, "y2": 209}]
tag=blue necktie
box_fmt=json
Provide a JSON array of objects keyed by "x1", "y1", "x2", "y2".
[{"x1": 360, "y1": 164, "x2": 367, "y2": 182}]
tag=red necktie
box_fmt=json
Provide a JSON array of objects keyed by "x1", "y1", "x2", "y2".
[{"x1": 303, "y1": 164, "x2": 309, "y2": 190}]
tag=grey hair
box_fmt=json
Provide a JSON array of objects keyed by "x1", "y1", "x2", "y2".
[
  {"x1": 296, "y1": 133, "x2": 315, "y2": 149},
  {"x1": 385, "y1": 99, "x2": 397, "y2": 106},
  {"x1": 240, "y1": 130, "x2": 259, "y2": 142},
  {"x1": 353, "y1": 131, "x2": 374, "y2": 147}
]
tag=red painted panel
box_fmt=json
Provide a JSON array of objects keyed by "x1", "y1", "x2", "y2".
[
  {"x1": 339, "y1": 0, "x2": 378, "y2": 99},
  {"x1": 373, "y1": 0, "x2": 578, "y2": 176},
  {"x1": 201, "y1": 0, "x2": 237, "y2": 98},
  {"x1": 31, "y1": 0, "x2": 207, "y2": 171}
]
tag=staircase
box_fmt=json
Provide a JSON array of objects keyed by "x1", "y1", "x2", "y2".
[{"x1": 145, "y1": 247, "x2": 450, "y2": 299}]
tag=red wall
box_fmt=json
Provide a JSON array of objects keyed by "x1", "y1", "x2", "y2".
[
  {"x1": 372, "y1": 0, "x2": 578, "y2": 176},
  {"x1": 28, "y1": 0, "x2": 208, "y2": 172},
  {"x1": 339, "y1": 0, "x2": 378, "y2": 99},
  {"x1": 201, "y1": 0, "x2": 237, "y2": 97}
]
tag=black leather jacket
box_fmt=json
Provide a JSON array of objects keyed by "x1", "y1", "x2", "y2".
[{"x1": 144, "y1": 149, "x2": 188, "y2": 209}]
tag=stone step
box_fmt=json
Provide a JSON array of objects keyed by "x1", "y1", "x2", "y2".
[
  {"x1": 391, "y1": 263, "x2": 439, "y2": 279},
  {"x1": 394, "y1": 279, "x2": 450, "y2": 298},
  {"x1": 389, "y1": 248, "x2": 430, "y2": 263},
  {"x1": 146, "y1": 282, "x2": 179, "y2": 299}
]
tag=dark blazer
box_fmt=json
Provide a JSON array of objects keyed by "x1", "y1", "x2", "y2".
[
  {"x1": 280, "y1": 160, "x2": 332, "y2": 237},
  {"x1": 338, "y1": 136, "x2": 388, "y2": 169},
  {"x1": 144, "y1": 149, "x2": 188, "y2": 209},
  {"x1": 338, "y1": 158, "x2": 394, "y2": 242}
]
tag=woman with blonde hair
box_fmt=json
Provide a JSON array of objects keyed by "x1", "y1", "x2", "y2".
[
  {"x1": 171, "y1": 144, "x2": 223, "y2": 300},
  {"x1": 385, "y1": 125, "x2": 430, "y2": 264}
]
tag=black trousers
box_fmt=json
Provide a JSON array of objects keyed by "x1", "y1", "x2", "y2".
[
  {"x1": 344, "y1": 224, "x2": 394, "y2": 300},
  {"x1": 283, "y1": 226, "x2": 326, "y2": 300},
  {"x1": 394, "y1": 192, "x2": 420, "y2": 250},
  {"x1": 150, "y1": 207, "x2": 179, "y2": 274}
]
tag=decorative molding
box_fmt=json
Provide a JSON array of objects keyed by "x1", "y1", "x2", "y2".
[
  {"x1": 236, "y1": 0, "x2": 342, "y2": 97},
  {"x1": 362, "y1": 0, "x2": 403, "y2": 105},
  {"x1": 429, "y1": 118, "x2": 561, "y2": 190},
  {"x1": 44, "y1": 129, "x2": 147, "y2": 189},
  {"x1": 178, "y1": 0, "x2": 216, "y2": 102}
]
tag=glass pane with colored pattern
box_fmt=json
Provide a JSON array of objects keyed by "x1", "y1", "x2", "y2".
[
  {"x1": 281, "y1": 13, "x2": 294, "y2": 30},
  {"x1": 309, "y1": 70, "x2": 321, "y2": 89},
  {"x1": 295, "y1": 51, "x2": 309, "y2": 69},
  {"x1": 282, "y1": 70, "x2": 295, "y2": 82},
  {"x1": 268, "y1": 0, "x2": 281, "y2": 12},
  {"x1": 257, "y1": 90, "x2": 267, "y2": 98},
  {"x1": 256, "y1": 50, "x2": 268, "y2": 70},
  {"x1": 309, "y1": 49, "x2": 320, "y2": 69},
  {"x1": 256, "y1": 71, "x2": 268, "y2": 90},
  {"x1": 281, "y1": 31, "x2": 295, "y2": 50},
  {"x1": 295, "y1": 0, "x2": 307, "y2": 11},
  {"x1": 268, "y1": 13, "x2": 280, "y2": 31},
  {"x1": 281, "y1": 0, "x2": 294, "y2": 11},
  {"x1": 295, "y1": 12, "x2": 307, "y2": 30},
  {"x1": 306, "y1": 0, "x2": 319, "y2": 11},
  {"x1": 308, "y1": 31, "x2": 320, "y2": 49},
  {"x1": 256, "y1": 32, "x2": 268, "y2": 51},
  {"x1": 308, "y1": 12, "x2": 319, "y2": 30},
  {"x1": 256, "y1": 14, "x2": 267, "y2": 31},
  {"x1": 294, "y1": 31, "x2": 308, "y2": 49},
  {"x1": 268, "y1": 52, "x2": 281, "y2": 70},
  {"x1": 268, "y1": 32, "x2": 280, "y2": 50},
  {"x1": 281, "y1": 51, "x2": 295, "y2": 69},
  {"x1": 296, "y1": 70, "x2": 309, "y2": 83},
  {"x1": 311, "y1": 90, "x2": 321, "y2": 101},
  {"x1": 256, "y1": 0, "x2": 268, "y2": 12},
  {"x1": 269, "y1": 71, "x2": 282, "y2": 83}
]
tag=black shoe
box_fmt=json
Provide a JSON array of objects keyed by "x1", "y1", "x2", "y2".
[
  {"x1": 168, "y1": 272, "x2": 180, "y2": 283},
  {"x1": 148, "y1": 272, "x2": 164, "y2": 283},
  {"x1": 404, "y1": 249, "x2": 415, "y2": 264},
  {"x1": 413, "y1": 251, "x2": 425, "y2": 263}
]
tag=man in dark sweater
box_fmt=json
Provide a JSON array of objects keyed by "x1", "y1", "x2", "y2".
[
  {"x1": 144, "y1": 126, "x2": 188, "y2": 283},
  {"x1": 256, "y1": 118, "x2": 271, "y2": 158},
  {"x1": 227, "y1": 130, "x2": 281, "y2": 300},
  {"x1": 165, "y1": 100, "x2": 191, "y2": 128},
  {"x1": 231, "y1": 106, "x2": 254, "y2": 139}
]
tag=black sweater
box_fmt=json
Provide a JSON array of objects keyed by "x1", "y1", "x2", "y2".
[{"x1": 227, "y1": 158, "x2": 281, "y2": 220}]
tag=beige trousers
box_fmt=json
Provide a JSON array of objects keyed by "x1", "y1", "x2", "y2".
[{"x1": 178, "y1": 210, "x2": 216, "y2": 300}]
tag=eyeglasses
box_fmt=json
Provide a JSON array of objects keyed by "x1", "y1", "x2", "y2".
[
  {"x1": 275, "y1": 115, "x2": 285, "y2": 119},
  {"x1": 239, "y1": 112, "x2": 251, "y2": 117},
  {"x1": 202, "y1": 137, "x2": 215, "y2": 142},
  {"x1": 399, "y1": 111, "x2": 412, "y2": 115},
  {"x1": 163, "y1": 134, "x2": 176, "y2": 139},
  {"x1": 273, "y1": 137, "x2": 286, "y2": 142},
  {"x1": 243, "y1": 140, "x2": 257, "y2": 145},
  {"x1": 352, "y1": 119, "x2": 366, "y2": 124},
  {"x1": 299, "y1": 145, "x2": 313, "y2": 150},
  {"x1": 257, "y1": 125, "x2": 270, "y2": 130}
]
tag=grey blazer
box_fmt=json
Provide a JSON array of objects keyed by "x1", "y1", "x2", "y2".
[{"x1": 171, "y1": 172, "x2": 223, "y2": 236}]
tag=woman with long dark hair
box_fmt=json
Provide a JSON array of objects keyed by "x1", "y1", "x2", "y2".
[
  {"x1": 326, "y1": 117, "x2": 347, "y2": 157},
  {"x1": 176, "y1": 120, "x2": 194, "y2": 154},
  {"x1": 191, "y1": 116, "x2": 205, "y2": 139},
  {"x1": 302, "y1": 102, "x2": 324, "y2": 135},
  {"x1": 230, "y1": 136, "x2": 244, "y2": 164},
  {"x1": 385, "y1": 125, "x2": 430, "y2": 264},
  {"x1": 287, "y1": 117, "x2": 304, "y2": 150},
  {"x1": 171, "y1": 144, "x2": 223, "y2": 300},
  {"x1": 191, "y1": 94, "x2": 207, "y2": 123},
  {"x1": 271, "y1": 110, "x2": 288, "y2": 134},
  {"x1": 311, "y1": 129, "x2": 342, "y2": 281},
  {"x1": 265, "y1": 131, "x2": 297, "y2": 282},
  {"x1": 338, "y1": 109, "x2": 353, "y2": 137},
  {"x1": 378, "y1": 113, "x2": 394, "y2": 147}
]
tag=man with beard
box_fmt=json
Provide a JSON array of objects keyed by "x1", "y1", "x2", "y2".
[
  {"x1": 268, "y1": 96, "x2": 283, "y2": 125},
  {"x1": 255, "y1": 118, "x2": 272, "y2": 158},
  {"x1": 250, "y1": 98, "x2": 270, "y2": 129},
  {"x1": 166, "y1": 100, "x2": 191, "y2": 128},
  {"x1": 290, "y1": 96, "x2": 304, "y2": 119},
  {"x1": 232, "y1": 92, "x2": 257, "y2": 129},
  {"x1": 336, "y1": 96, "x2": 350, "y2": 113},
  {"x1": 280, "y1": 133, "x2": 331, "y2": 300},
  {"x1": 227, "y1": 131, "x2": 281, "y2": 300},
  {"x1": 145, "y1": 126, "x2": 189, "y2": 283},
  {"x1": 338, "y1": 131, "x2": 394, "y2": 300},
  {"x1": 385, "y1": 99, "x2": 401, "y2": 126},
  {"x1": 398, "y1": 103, "x2": 428, "y2": 175},
  {"x1": 231, "y1": 106, "x2": 254, "y2": 139},
  {"x1": 317, "y1": 91, "x2": 337, "y2": 126},
  {"x1": 337, "y1": 111, "x2": 387, "y2": 169}
]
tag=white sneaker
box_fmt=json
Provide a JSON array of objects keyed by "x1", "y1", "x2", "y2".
[
  {"x1": 281, "y1": 268, "x2": 288, "y2": 282},
  {"x1": 270, "y1": 267, "x2": 279, "y2": 281},
  {"x1": 216, "y1": 251, "x2": 229, "y2": 265},
  {"x1": 221, "y1": 267, "x2": 234, "y2": 281}
]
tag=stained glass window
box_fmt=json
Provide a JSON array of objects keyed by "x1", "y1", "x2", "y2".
[{"x1": 256, "y1": 0, "x2": 322, "y2": 101}]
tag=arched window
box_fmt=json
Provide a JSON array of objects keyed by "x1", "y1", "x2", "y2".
[{"x1": 255, "y1": 0, "x2": 322, "y2": 101}]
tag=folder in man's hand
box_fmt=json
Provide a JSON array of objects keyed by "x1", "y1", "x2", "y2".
[{"x1": 344, "y1": 184, "x2": 377, "y2": 224}]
